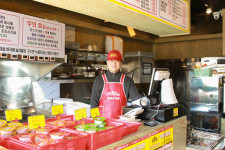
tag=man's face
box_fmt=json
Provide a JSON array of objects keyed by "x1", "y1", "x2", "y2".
[{"x1": 107, "y1": 60, "x2": 122, "y2": 73}]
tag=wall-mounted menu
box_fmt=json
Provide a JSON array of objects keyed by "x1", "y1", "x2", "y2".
[
  {"x1": 108, "y1": 0, "x2": 189, "y2": 32},
  {"x1": 0, "y1": 9, "x2": 65, "y2": 58}
]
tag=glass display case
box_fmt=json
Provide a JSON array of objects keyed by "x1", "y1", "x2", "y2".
[
  {"x1": 155, "y1": 58, "x2": 225, "y2": 133},
  {"x1": 190, "y1": 77, "x2": 223, "y2": 133}
]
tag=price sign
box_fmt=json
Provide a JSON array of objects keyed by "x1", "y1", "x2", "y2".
[
  {"x1": 5, "y1": 109, "x2": 22, "y2": 122},
  {"x1": 51, "y1": 105, "x2": 64, "y2": 115},
  {"x1": 28, "y1": 115, "x2": 45, "y2": 129},
  {"x1": 74, "y1": 108, "x2": 87, "y2": 121},
  {"x1": 90, "y1": 108, "x2": 100, "y2": 117}
]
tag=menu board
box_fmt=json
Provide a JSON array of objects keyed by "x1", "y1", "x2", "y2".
[
  {"x1": 0, "y1": 9, "x2": 65, "y2": 58},
  {"x1": 108, "y1": 0, "x2": 189, "y2": 32}
]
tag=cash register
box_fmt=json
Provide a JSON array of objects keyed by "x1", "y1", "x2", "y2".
[{"x1": 124, "y1": 68, "x2": 184, "y2": 123}]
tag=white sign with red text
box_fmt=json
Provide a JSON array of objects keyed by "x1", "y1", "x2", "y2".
[
  {"x1": 0, "y1": 9, "x2": 65, "y2": 58},
  {"x1": 108, "y1": 0, "x2": 189, "y2": 32}
]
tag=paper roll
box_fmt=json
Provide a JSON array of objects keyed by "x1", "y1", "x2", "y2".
[{"x1": 161, "y1": 79, "x2": 178, "y2": 105}]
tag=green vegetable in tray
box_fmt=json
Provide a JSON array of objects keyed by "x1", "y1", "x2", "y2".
[
  {"x1": 86, "y1": 123, "x2": 98, "y2": 127},
  {"x1": 75, "y1": 125, "x2": 86, "y2": 131},
  {"x1": 85, "y1": 125, "x2": 98, "y2": 133},
  {"x1": 98, "y1": 127, "x2": 106, "y2": 131}
]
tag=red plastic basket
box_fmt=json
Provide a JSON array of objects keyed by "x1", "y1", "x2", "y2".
[
  {"x1": 0, "y1": 139, "x2": 36, "y2": 150},
  {"x1": 64, "y1": 119, "x2": 124, "y2": 150},
  {"x1": 55, "y1": 115, "x2": 94, "y2": 124},
  {"x1": 0, "y1": 139, "x2": 10, "y2": 149},
  {"x1": 45, "y1": 115, "x2": 94, "y2": 129},
  {"x1": 54, "y1": 115, "x2": 74, "y2": 121},
  {"x1": 23, "y1": 115, "x2": 92, "y2": 129},
  {"x1": 9, "y1": 128, "x2": 89, "y2": 150},
  {"x1": 45, "y1": 115, "x2": 77, "y2": 129},
  {"x1": 110, "y1": 119, "x2": 142, "y2": 137}
]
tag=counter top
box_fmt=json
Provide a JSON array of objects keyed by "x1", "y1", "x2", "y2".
[{"x1": 98, "y1": 116, "x2": 187, "y2": 150}]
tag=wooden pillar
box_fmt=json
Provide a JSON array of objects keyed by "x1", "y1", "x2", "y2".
[{"x1": 222, "y1": 9, "x2": 225, "y2": 55}]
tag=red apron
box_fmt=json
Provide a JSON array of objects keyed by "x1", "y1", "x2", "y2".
[{"x1": 99, "y1": 73, "x2": 127, "y2": 119}]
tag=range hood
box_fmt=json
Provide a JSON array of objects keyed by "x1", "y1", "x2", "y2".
[
  {"x1": 0, "y1": 58, "x2": 65, "y2": 119},
  {"x1": 0, "y1": 58, "x2": 64, "y2": 81}
]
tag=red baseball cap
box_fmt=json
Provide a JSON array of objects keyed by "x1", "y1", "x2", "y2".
[{"x1": 107, "y1": 50, "x2": 122, "y2": 61}]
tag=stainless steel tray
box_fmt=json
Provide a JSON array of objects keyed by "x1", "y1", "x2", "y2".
[
  {"x1": 187, "y1": 130, "x2": 224, "y2": 150},
  {"x1": 36, "y1": 102, "x2": 65, "y2": 118}
]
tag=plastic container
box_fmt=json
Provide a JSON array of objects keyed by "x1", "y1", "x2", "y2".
[
  {"x1": 9, "y1": 128, "x2": 89, "y2": 150},
  {"x1": 17, "y1": 133, "x2": 31, "y2": 142},
  {"x1": 35, "y1": 127, "x2": 51, "y2": 135},
  {"x1": 93, "y1": 117, "x2": 105, "y2": 125},
  {"x1": 64, "y1": 119, "x2": 124, "y2": 150},
  {"x1": 110, "y1": 119, "x2": 142, "y2": 137},
  {"x1": 16, "y1": 125, "x2": 28, "y2": 134},
  {"x1": 8, "y1": 122, "x2": 23, "y2": 128},
  {"x1": 194, "y1": 68, "x2": 212, "y2": 77}
]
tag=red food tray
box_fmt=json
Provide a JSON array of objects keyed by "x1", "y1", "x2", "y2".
[
  {"x1": 110, "y1": 119, "x2": 142, "y2": 137},
  {"x1": 9, "y1": 128, "x2": 89, "y2": 150},
  {"x1": 64, "y1": 119, "x2": 124, "y2": 150}
]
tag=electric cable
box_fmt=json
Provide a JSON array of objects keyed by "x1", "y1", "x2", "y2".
[{"x1": 150, "y1": 102, "x2": 162, "y2": 121}]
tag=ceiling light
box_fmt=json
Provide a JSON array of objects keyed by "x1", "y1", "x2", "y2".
[{"x1": 206, "y1": 8, "x2": 212, "y2": 14}]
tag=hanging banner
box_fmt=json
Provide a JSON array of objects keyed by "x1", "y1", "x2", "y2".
[
  {"x1": 108, "y1": 0, "x2": 189, "y2": 32},
  {"x1": 0, "y1": 9, "x2": 65, "y2": 58}
]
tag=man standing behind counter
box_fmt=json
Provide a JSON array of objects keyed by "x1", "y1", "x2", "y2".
[{"x1": 90, "y1": 50, "x2": 144, "y2": 119}]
